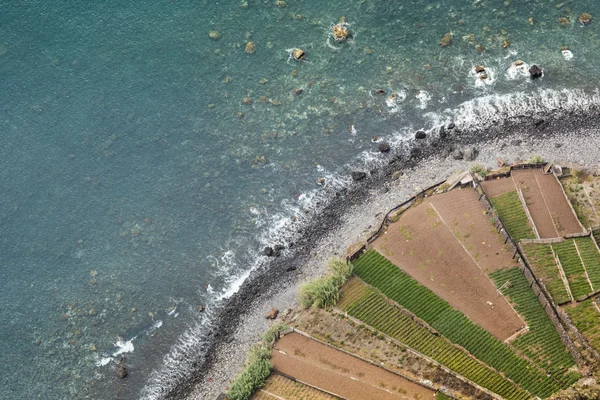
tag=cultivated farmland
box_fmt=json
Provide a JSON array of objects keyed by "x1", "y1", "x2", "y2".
[
  {"x1": 574, "y1": 237, "x2": 600, "y2": 289},
  {"x1": 512, "y1": 169, "x2": 583, "y2": 238},
  {"x1": 521, "y1": 243, "x2": 571, "y2": 304},
  {"x1": 372, "y1": 189, "x2": 523, "y2": 340},
  {"x1": 552, "y1": 241, "x2": 593, "y2": 299},
  {"x1": 252, "y1": 374, "x2": 340, "y2": 400},
  {"x1": 352, "y1": 250, "x2": 568, "y2": 398},
  {"x1": 560, "y1": 171, "x2": 600, "y2": 228},
  {"x1": 490, "y1": 191, "x2": 536, "y2": 242},
  {"x1": 339, "y1": 277, "x2": 531, "y2": 400},
  {"x1": 490, "y1": 267, "x2": 577, "y2": 381},
  {"x1": 270, "y1": 331, "x2": 435, "y2": 400},
  {"x1": 564, "y1": 299, "x2": 600, "y2": 354}
]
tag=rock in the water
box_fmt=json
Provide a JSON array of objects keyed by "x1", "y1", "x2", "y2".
[
  {"x1": 452, "y1": 149, "x2": 464, "y2": 160},
  {"x1": 440, "y1": 32, "x2": 453, "y2": 47},
  {"x1": 463, "y1": 147, "x2": 478, "y2": 161},
  {"x1": 474, "y1": 65, "x2": 486, "y2": 73},
  {"x1": 378, "y1": 143, "x2": 391, "y2": 153},
  {"x1": 264, "y1": 247, "x2": 274, "y2": 257},
  {"x1": 117, "y1": 357, "x2": 128, "y2": 379},
  {"x1": 265, "y1": 308, "x2": 279, "y2": 320},
  {"x1": 529, "y1": 65, "x2": 543, "y2": 79},
  {"x1": 197, "y1": 305, "x2": 205, "y2": 312},
  {"x1": 351, "y1": 171, "x2": 367, "y2": 181},
  {"x1": 316, "y1": 177, "x2": 325, "y2": 186},
  {"x1": 415, "y1": 130, "x2": 427, "y2": 139}
]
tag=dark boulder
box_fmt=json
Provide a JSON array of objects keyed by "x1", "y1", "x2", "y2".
[
  {"x1": 415, "y1": 130, "x2": 427, "y2": 139},
  {"x1": 438, "y1": 126, "x2": 447, "y2": 139},
  {"x1": 447, "y1": 122, "x2": 455, "y2": 130},
  {"x1": 263, "y1": 247, "x2": 274, "y2": 257},
  {"x1": 463, "y1": 147, "x2": 479, "y2": 161},
  {"x1": 378, "y1": 143, "x2": 391, "y2": 153},
  {"x1": 117, "y1": 357, "x2": 128, "y2": 379},
  {"x1": 452, "y1": 149, "x2": 464, "y2": 160},
  {"x1": 351, "y1": 171, "x2": 367, "y2": 181},
  {"x1": 529, "y1": 65, "x2": 543, "y2": 79}
]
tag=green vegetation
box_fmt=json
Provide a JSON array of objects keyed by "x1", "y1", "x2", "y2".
[
  {"x1": 352, "y1": 250, "x2": 567, "y2": 398},
  {"x1": 435, "y1": 392, "x2": 454, "y2": 400},
  {"x1": 575, "y1": 238, "x2": 600, "y2": 289},
  {"x1": 564, "y1": 299, "x2": 600, "y2": 353},
  {"x1": 227, "y1": 323, "x2": 288, "y2": 400},
  {"x1": 470, "y1": 163, "x2": 488, "y2": 177},
  {"x1": 340, "y1": 278, "x2": 531, "y2": 400},
  {"x1": 552, "y1": 241, "x2": 593, "y2": 299},
  {"x1": 490, "y1": 191, "x2": 536, "y2": 242},
  {"x1": 299, "y1": 258, "x2": 352, "y2": 308},
  {"x1": 521, "y1": 244, "x2": 571, "y2": 304},
  {"x1": 490, "y1": 267, "x2": 577, "y2": 382},
  {"x1": 529, "y1": 155, "x2": 545, "y2": 164}
]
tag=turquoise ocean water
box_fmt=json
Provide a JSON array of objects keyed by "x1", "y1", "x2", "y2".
[{"x1": 1, "y1": 1, "x2": 599, "y2": 398}]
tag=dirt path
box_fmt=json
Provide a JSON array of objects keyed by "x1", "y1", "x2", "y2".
[
  {"x1": 271, "y1": 332, "x2": 435, "y2": 400},
  {"x1": 372, "y1": 191, "x2": 525, "y2": 341}
]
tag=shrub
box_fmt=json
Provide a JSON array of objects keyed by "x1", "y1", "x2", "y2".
[
  {"x1": 299, "y1": 258, "x2": 353, "y2": 308},
  {"x1": 262, "y1": 322, "x2": 288, "y2": 344},
  {"x1": 470, "y1": 163, "x2": 488, "y2": 177},
  {"x1": 227, "y1": 351, "x2": 272, "y2": 400},
  {"x1": 528, "y1": 155, "x2": 545, "y2": 164}
]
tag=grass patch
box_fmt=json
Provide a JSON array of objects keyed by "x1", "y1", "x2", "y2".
[
  {"x1": 490, "y1": 191, "x2": 536, "y2": 242},
  {"x1": 299, "y1": 258, "x2": 352, "y2": 308}
]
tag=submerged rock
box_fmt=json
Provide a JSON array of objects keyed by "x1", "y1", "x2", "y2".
[
  {"x1": 117, "y1": 357, "x2": 128, "y2": 379},
  {"x1": 264, "y1": 247, "x2": 274, "y2": 257},
  {"x1": 332, "y1": 18, "x2": 350, "y2": 41},
  {"x1": 580, "y1": 13, "x2": 593, "y2": 25},
  {"x1": 245, "y1": 41, "x2": 256, "y2": 54},
  {"x1": 440, "y1": 32, "x2": 453, "y2": 47},
  {"x1": 351, "y1": 171, "x2": 367, "y2": 181},
  {"x1": 208, "y1": 31, "x2": 221, "y2": 40},
  {"x1": 529, "y1": 65, "x2": 543, "y2": 79},
  {"x1": 292, "y1": 48, "x2": 305, "y2": 61},
  {"x1": 474, "y1": 65, "x2": 486, "y2": 73},
  {"x1": 378, "y1": 143, "x2": 391, "y2": 153}
]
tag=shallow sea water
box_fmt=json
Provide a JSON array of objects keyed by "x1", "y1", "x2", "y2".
[{"x1": 0, "y1": 1, "x2": 599, "y2": 399}]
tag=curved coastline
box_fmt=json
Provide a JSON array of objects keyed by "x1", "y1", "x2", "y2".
[{"x1": 150, "y1": 96, "x2": 600, "y2": 400}]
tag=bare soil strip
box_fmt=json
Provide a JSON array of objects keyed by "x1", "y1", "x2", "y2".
[
  {"x1": 482, "y1": 176, "x2": 516, "y2": 197},
  {"x1": 271, "y1": 332, "x2": 434, "y2": 400},
  {"x1": 511, "y1": 169, "x2": 582, "y2": 238},
  {"x1": 372, "y1": 191, "x2": 524, "y2": 341}
]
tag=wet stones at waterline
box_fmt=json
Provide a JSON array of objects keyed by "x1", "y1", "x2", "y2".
[{"x1": 529, "y1": 65, "x2": 543, "y2": 79}]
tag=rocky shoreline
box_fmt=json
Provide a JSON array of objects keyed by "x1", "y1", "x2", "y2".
[{"x1": 161, "y1": 106, "x2": 600, "y2": 400}]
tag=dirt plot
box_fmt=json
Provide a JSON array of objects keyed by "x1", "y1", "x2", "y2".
[
  {"x1": 271, "y1": 332, "x2": 435, "y2": 400},
  {"x1": 511, "y1": 169, "x2": 582, "y2": 238},
  {"x1": 372, "y1": 189, "x2": 524, "y2": 341},
  {"x1": 482, "y1": 177, "x2": 517, "y2": 198},
  {"x1": 561, "y1": 172, "x2": 600, "y2": 228},
  {"x1": 253, "y1": 373, "x2": 341, "y2": 400}
]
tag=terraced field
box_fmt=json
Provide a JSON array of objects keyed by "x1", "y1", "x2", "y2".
[
  {"x1": 552, "y1": 241, "x2": 593, "y2": 299},
  {"x1": 564, "y1": 299, "x2": 600, "y2": 354},
  {"x1": 575, "y1": 238, "x2": 600, "y2": 290},
  {"x1": 252, "y1": 374, "x2": 340, "y2": 400},
  {"x1": 490, "y1": 267, "x2": 577, "y2": 381},
  {"x1": 490, "y1": 191, "x2": 536, "y2": 242},
  {"x1": 352, "y1": 250, "x2": 568, "y2": 398},
  {"x1": 339, "y1": 278, "x2": 531, "y2": 400},
  {"x1": 521, "y1": 243, "x2": 571, "y2": 304}
]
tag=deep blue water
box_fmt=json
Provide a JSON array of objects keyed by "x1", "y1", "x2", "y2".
[{"x1": 1, "y1": 1, "x2": 599, "y2": 398}]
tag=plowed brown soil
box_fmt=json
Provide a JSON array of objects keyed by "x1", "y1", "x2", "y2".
[
  {"x1": 512, "y1": 169, "x2": 582, "y2": 238},
  {"x1": 482, "y1": 177, "x2": 516, "y2": 197},
  {"x1": 271, "y1": 332, "x2": 434, "y2": 400},
  {"x1": 372, "y1": 189, "x2": 524, "y2": 340}
]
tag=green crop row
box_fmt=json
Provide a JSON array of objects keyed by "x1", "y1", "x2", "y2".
[
  {"x1": 552, "y1": 241, "x2": 593, "y2": 298},
  {"x1": 574, "y1": 238, "x2": 600, "y2": 290},
  {"x1": 352, "y1": 250, "x2": 565, "y2": 398},
  {"x1": 564, "y1": 299, "x2": 600, "y2": 354},
  {"x1": 490, "y1": 267, "x2": 577, "y2": 384},
  {"x1": 521, "y1": 244, "x2": 571, "y2": 304},
  {"x1": 490, "y1": 191, "x2": 536, "y2": 242},
  {"x1": 339, "y1": 279, "x2": 531, "y2": 400}
]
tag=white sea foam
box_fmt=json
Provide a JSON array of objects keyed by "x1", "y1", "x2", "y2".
[
  {"x1": 416, "y1": 90, "x2": 431, "y2": 109},
  {"x1": 562, "y1": 50, "x2": 574, "y2": 60}
]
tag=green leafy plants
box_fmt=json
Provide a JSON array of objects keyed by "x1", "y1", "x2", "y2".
[
  {"x1": 552, "y1": 241, "x2": 593, "y2": 298},
  {"x1": 528, "y1": 155, "x2": 545, "y2": 164},
  {"x1": 227, "y1": 343, "x2": 272, "y2": 400},
  {"x1": 470, "y1": 163, "x2": 488, "y2": 177},
  {"x1": 300, "y1": 258, "x2": 353, "y2": 308},
  {"x1": 490, "y1": 191, "x2": 536, "y2": 242},
  {"x1": 339, "y1": 277, "x2": 530, "y2": 400},
  {"x1": 575, "y1": 238, "x2": 600, "y2": 289},
  {"x1": 521, "y1": 243, "x2": 571, "y2": 304},
  {"x1": 351, "y1": 250, "x2": 569, "y2": 398}
]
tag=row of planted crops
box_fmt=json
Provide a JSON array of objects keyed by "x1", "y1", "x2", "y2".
[{"x1": 341, "y1": 250, "x2": 579, "y2": 399}]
